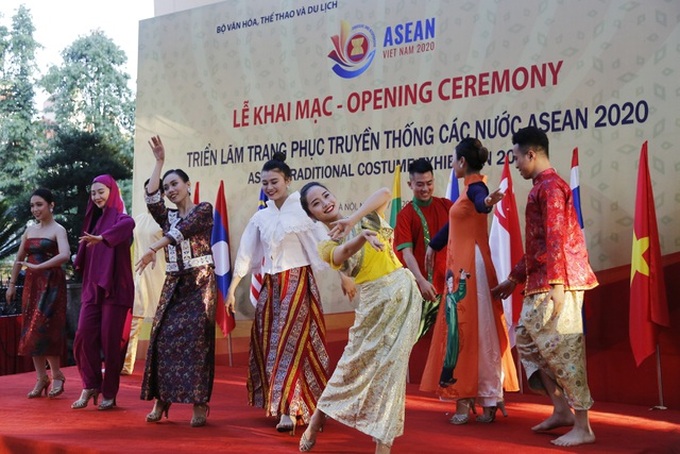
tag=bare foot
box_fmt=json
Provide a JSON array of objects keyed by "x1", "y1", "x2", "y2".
[
  {"x1": 550, "y1": 427, "x2": 596, "y2": 446},
  {"x1": 531, "y1": 412, "x2": 575, "y2": 432},
  {"x1": 375, "y1": 441, "x2": 391, "y2": 454}
]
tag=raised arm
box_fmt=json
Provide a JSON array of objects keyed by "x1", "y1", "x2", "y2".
[
  {"x1": 329, "y1": 188, "x2": 391, "y2": 240},
  {"x1": 330, "y1": 230, "x2": 383, "y2": 266},
  {"x1": 147, "y1": 135, "x2": 165, "y2": 194}
]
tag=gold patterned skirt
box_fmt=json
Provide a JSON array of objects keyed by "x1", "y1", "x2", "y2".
[
  {"x1": 515, "y1": 290, "x2": 593, "y2": 410},
  {"x1": 316, "y1": 267, "x2": 422, "y2": 445}
]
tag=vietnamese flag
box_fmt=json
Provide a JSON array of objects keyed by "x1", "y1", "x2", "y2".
[{"x1": 629, "y1": 141, "x2": 670, "y2": 366}]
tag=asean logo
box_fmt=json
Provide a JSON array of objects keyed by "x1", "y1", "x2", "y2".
[{"x1": 328, "y1": 21, "x2": 376, "y2": 79}]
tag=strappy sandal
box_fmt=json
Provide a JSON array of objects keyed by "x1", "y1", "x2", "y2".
[
  {"x1": 449, "y1": 398, "x2": 476, "y2": 425},
  {"x1": 48, "y1": 372, "x2": 66, "y2": 398},
  {"x1": 476, "y1": 406, "x2": 498, "y2": 423},
  {"x1": 298, "y1": 414, "x2": 325, "y2": 451}
]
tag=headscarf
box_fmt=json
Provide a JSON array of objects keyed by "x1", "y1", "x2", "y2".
[{"x1": 74, "y1": 174, "x2": 128, "y2": 295}]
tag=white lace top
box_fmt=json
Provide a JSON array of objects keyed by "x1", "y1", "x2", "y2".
[{"x1": 233, "y1": 191, "x2": 328, "y2": 277}]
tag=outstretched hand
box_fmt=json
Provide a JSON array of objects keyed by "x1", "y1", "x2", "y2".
[
  {"x1": 135, "y1": 249, "x2": 157, "y2": 274},
  {"x1": 148, "y1": 135, "x2": 165, "y2": 162},
  {"x1": 328, "y1": 217, "x2": 354, "y2": 240},
  {"x1": 361, "y1": 230, "x2": 383, "y2": 251},
  {"x1": 79, "y1": 232, "x2": 103, "y2": 247},
  {"x1": 486, "y1": 187, "x2": 505, "y2": 207}
]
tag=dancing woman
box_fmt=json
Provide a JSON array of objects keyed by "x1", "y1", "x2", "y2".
[
  {"x1": 6, "y1": 189, "x2": 69, "y2": 399},
  {"x1": 72, "y1": 175, "x2": 135, "y2": 410},
  {"x1": 226, "y1": 152, "x2": 330, "y2": 433},
  {"x1": 298, "y1": 184, "x2": 422, "y2": 454},
  {"x1": 137, "y1": 135, "x2": 216, "y2": 427}
]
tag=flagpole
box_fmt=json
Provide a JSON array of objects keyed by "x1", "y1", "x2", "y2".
[
  {"x1": 650, "y1": 344, "x2": 666, "y2": 410},
  {"x1": 227, "y1": 332, "x2": 234, "y2": 367}
]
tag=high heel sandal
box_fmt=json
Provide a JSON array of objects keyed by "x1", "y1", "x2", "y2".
[
  {"x1": 449, "y1": 398, "x2": 476, "y2": 425},
  {"x1": 476, "y1": 405, "x2": 498, "y2": 423},
  {"x1": 98, "y1": 397, "x2": 117, "y2": 411},
  {"x1": 48, "y1": 372, "x2": 66, "y2": 398},
  {"x1": 190, "y1": 403, "x2": 210, "y2": 427},
  {"x1": 146, "y1": 400, "x2": 172, "y2": 422},
  {"x1": 27, "y1": 375, "x2": 50, "y2": 399},
  {"x1": 497, "y1": 400, "x2": 508, "y2": 417},
  {"x1": 71, "y1": 388, "x2": 99, "y2": 409},
  {"x1": 299, "y1": 415, "x2": 326, "y2": 452},
  {"x1": 276, "y1": 414, "x2": 296, "y2": 435}
]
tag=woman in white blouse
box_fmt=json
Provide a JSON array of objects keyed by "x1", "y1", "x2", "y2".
[{"x1": 226, "y1": 152, "x2": 331, "y2": 434}]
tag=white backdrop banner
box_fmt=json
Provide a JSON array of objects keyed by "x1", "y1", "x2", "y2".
[{"x1": 134, "y1": 0, "x2": 680, "y2": 314}]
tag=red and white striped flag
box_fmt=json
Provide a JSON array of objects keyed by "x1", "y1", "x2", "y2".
[
  {"x1": 489, "y1": 155, "x2": 524, "y2": 345},
  {"x1": 249, "y1": 188, "x2": 268, "y2": 307},
  {"x1": 570, "y1": 148, "x2": 584, "y2": 230},
  {"x1": 193, "y1": 181, "x2": 200, "y2": 204}
]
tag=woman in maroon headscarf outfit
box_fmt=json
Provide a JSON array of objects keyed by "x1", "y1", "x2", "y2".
[{"x1": 71, "y1": 174, "x2": 135, "y2": 411}]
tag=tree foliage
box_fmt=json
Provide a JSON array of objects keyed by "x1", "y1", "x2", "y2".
[
  {"x1": 35, "y1": 130, "x2": 132, "y2": 253},
  {"x1": 0, "y1": 5, "x2": 40, "y2": 260},
  {"x1": 41, "y1": 30, "x2": 135, "y2": 153},
  {"x1": 0, "y1": 198, "x2": 24, "y2": 261},
  {"x1": 0, "y1": 5, "x2": 40, "y2": 209}
]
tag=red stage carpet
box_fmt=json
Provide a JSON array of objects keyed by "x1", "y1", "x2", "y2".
[{"x1": 1, "y1": 357, "x2": 678, "y2": 454}]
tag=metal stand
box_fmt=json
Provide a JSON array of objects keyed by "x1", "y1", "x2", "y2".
[
  {"x1": 227, "y1": 333, "x2": 234, "y2": 367},
  {"x1": 649, "y1": 345, "x2": 666, "y2": 411}
]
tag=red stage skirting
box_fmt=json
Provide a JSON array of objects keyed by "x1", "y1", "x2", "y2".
[
  {"x1": 0, "y1": 316, "x2": 32, "y2": 376},
  {"x1": 1, "y1": 356, "x2": 679, "y2": 454}
]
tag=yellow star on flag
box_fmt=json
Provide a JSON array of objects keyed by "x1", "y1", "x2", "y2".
[{"x1": 630, "y1": 232, "x2": 649, "y2": 283}]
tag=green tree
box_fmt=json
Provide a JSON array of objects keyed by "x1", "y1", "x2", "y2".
[
  {"x1": 0, "y1": 197, "x2": 25, "y2": 261},
  {"x1": 35, "y1": 130, "x2": 132, "y2": 254},
  {"x1": 40, "y1": 30, "x2": 134, "y2": 154},
  {"x1": 0, "y1": 5, "x2": 40, "y2": 209}
]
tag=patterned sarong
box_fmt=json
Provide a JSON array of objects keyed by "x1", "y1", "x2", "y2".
[
  {"x1": 515, "y1": 290, "x2": 594, "y2": 410},
  {"x1": 248, "y1": 266, "x2": 329, "y2": 424}
]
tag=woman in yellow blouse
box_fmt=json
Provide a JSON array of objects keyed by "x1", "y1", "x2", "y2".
[{"x1": 298, "y1": 183, "x2": 422, "y2": 454}]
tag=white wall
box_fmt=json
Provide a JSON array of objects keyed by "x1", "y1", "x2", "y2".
[{"x1": 154, "y1": 0, "x2": 223, "y2": 17}]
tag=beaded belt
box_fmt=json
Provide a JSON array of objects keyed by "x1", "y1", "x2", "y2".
[{"x1": 166, "y1": 254, "x2": 214, "y2": 272}]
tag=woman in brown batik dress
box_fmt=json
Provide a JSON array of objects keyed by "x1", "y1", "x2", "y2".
[{"x1": 137, "y1": 135, "x2": 216, "y2": 427}]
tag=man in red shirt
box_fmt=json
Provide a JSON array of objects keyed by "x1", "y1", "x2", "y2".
[
  {"x1": 493, "y1": 127, "x2": 598, "y2": 447},
  {"x1": 394, "y1": 158, "x2": 452, "y2": 337}
]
